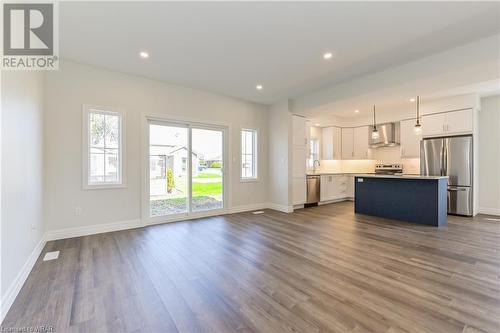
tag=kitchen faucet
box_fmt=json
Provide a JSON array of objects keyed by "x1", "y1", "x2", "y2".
[{"x1": 313, "y1": 159, "x2": 320, "y2": 173}]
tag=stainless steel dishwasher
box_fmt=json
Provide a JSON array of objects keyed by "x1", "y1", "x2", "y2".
[{"x1": 306, "y1": 175, "x2": 320, "y2": 205}]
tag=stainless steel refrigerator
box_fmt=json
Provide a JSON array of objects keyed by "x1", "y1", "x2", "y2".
[{"x1": 420, "y1": 135, "x2": 473, "y2": 216}]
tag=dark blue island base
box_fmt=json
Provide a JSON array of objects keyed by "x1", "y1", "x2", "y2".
[{"x1": 354, "y1": 176, "x2": 448, "y2": 227}]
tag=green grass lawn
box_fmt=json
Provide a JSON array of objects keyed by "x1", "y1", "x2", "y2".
[
  {"x1": 194, "y1": 172, "x2": 221, "y2": 179},
  {"x1": 192, "y1": 182, "x2": 222, "y2": 197}
]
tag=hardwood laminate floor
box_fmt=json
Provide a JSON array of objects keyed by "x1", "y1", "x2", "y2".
[{"x1": 2, "y1": 202, "x2": 500, "y2": 333}]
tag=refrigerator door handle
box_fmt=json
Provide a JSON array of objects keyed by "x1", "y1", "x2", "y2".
[
  {"x1": 448, "y1": 187, "x2": 467, "y2": 191},
  {"x1": 443, "y1": 138, "x2": 448, "y2": 177},
  {"x1": 440, "y1": 140, "x2": 445, "y2": 176}
]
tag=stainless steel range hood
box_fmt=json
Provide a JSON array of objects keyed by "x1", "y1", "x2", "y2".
[{"x1": 369, "y1": 122, "x2": 400, "y2": 148}]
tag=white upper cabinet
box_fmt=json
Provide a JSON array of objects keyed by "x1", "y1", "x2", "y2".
[
  {"x1": 421, "y1": 113, "x2": 446, "y2": 137},
  {"x1": 333, "y1": 127, "x2": 342, "y2": 160},
  {"x1": 292, "y1": 146, "x2": 306, "y2": 178},
  {"x1": 341, "y1": 128, "x2": 354, "y2": 159},
  {"x1": 421, "y1": 109, "x2": 473, "y2": 137},
  {"x1": 400, "y1": 119, "x2": 421, "y2": 158},
  {"x1": 341, "y1": 127, "x2": 370, "y2": 160},
  {"x1": 353, "y1": 126, "x2": 370, "y2": 159},
  {"x1": 322, "y1": 126, "x2": 341, "y2": 160},
  {"x1": 446, "y1": 109, "x2": 473, "y2": 134},
  {"x1": 292, "y1": 115, "x2": 307, "y2": 146},
  {"x1": 292, "y1": 115, "x2": 307, "y2": 206}
]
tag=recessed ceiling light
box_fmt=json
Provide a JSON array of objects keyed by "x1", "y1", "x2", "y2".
[
  {"x1": 410, "y1": 98, "x2": 416, "y2": 102},
  {"x1": 256, "y1": 85, "x2": 263, "y2": 90},
  {"x1": 315, "y1": 123, "x2": 320, "y2": 127},
  {"x1": 140, "y1": 51, "x2": 149, "y2": 58},
  {"x1": 323, "y1": 52, "x2": 333, "y2": 60},
  {"x1": 354, "y1": 109, "x2": 359, "y2": 113}
]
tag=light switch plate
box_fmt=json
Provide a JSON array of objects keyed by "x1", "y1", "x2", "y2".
[{"x1": 43, "y1": 251, "x2": 60, "y2": 261}]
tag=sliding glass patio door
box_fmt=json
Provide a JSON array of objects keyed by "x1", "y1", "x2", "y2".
[
  {"x1": 191, "y1": 128, "x2": 224, "y2": 212},
  {"x1": 148, "y1": 121, "x2": 225, "y2": 220}
]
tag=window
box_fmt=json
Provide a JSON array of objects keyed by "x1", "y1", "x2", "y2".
[
  {"x1": 241, "y1": 128, "x2": 257, "y2": 180},
  {"x1": 308, "y1": 138, "x2": 319, "y2": 168},
  {"x1": 83, "y1": 106, "x2": 124, "y2": 188}
]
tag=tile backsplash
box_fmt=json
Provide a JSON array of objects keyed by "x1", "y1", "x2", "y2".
[{"x1": 319, "y1": 146, "x2": 420, "y2": 174}]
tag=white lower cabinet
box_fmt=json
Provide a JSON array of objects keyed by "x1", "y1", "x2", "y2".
[
  {"x1": 320, "y1": 175, "x2": 348, "y2": 202},
  {"x1": 320, "y1": 174, "x2": 355, "y2": 202},
  {"x1": 292, "y1": 177, "x2": 306, "y2": 205},
  {"x1": 346, "y1": 175, "x2": 354, "y2": 198}
]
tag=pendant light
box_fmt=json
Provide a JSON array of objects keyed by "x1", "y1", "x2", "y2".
[
  {"x1": 371, "y1": 105, "x2": 380, "y2": 139},
  {"x1": 414, "y1": 96, "x2": 422, "y2": 135}
]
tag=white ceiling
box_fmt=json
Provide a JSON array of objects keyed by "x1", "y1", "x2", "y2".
[{"x1": 60, "y1": 2, "x2": 500, "y2": 105}]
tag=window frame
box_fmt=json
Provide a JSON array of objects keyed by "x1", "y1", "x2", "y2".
[
  {"x1": 82, "y1": 105, "x2": 126, "y2": 190},
  {"x1": 240, "y1": 128, "x2": 258, "y2": 182},
  {"x1": 308, "y1": 138, "x2": 320, "y2": 168}
]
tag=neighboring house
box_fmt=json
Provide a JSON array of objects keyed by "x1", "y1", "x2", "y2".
[{"x1": 150, "y1": 145, "x2": 199, "y2": 178}]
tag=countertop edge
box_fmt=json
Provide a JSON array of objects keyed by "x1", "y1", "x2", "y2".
[
  {"x1": 354, "y1": 174, "x2": 449, "y2": 180},
  {"x1": 306, "y1": 173, "x2": 448, "y2": 180}
]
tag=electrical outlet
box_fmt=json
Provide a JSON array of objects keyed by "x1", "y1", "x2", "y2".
[{"x1": 74, "y1": 207, "x2": 82, "y2": 216}]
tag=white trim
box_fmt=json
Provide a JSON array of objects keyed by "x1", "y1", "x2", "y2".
[
  {"x1": 478, "y1": 207, "x2": 500, "y2": 216},
  {"x1": 82, "y1": 105, "x2": 126, "y2": 190},
  {"x1": 229, "y1": 203, "x2": 268, "y2": 214},
  {"x1": 0, "y1": 235, "x2": 46, "y2": 322},
  {"x1": 240, "y1": 127, "x2": 259, "y2": 181},
  {"x1": 141, "y1": 114, "x2": 230, "y2": 225},
  {"x1": 45, "y1": 219, "x2": 143, "y2": 241},
  {"x1": 266, "y1": 202, "x2": 294, "y2": 213}
]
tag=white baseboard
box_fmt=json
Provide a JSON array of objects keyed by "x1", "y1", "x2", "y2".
[
  {"x1": 229, "y1": 203, "x2": 267, "y2": 214},
  {"x1": 266, "y1": 202, "x2": 294, "y2": 213},
  {"x1": 44, "y1": 219, "x2": 143, "y2": 241},
  {"x1": 318, "y1": 198, "x2": 349, "y2": 205},
  {"x1": 0, "y1": 235, "x2": 46, "y2": 323},
  {"x1": 478, "y1": 207, "x2": 500, "y2": 216}
]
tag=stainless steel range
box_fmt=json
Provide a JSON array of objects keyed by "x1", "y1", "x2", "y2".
[{"x1": 375, "y1": 163, "x2": 403, "y2": 175}]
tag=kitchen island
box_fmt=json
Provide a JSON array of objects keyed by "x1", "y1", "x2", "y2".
[{"x1": 354, "y1": 174, "x2": 449, "y2": 226}]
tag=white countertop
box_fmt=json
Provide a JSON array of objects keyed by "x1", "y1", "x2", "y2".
[
  {"x1": 306, "y1": 172, "x2": 448, "y2": 180},
  {"x1": 306, "y1": 172, "x2": 370, "y2": 176},
  {"x1": 354, "y1": 174, "x2": 449, "y2": 180}
]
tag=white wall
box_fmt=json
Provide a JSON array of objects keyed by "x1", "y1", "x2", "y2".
[
  {"x1": 268, "y1": 101, "x2": 292, "y2": 209},
  {"x1": 1, "y1": 71, "x2": 45, "y2": 316},
  {"x1": 44, "y1": 60, "x2": 269, "y2": 231},
  {"x1": 479, "y1": 95, "x2": 500, "y2": 215}
]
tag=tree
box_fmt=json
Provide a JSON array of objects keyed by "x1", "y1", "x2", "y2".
[{"x1": 166, "y1": 168, "x2": 175, "y2": 193}]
